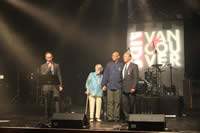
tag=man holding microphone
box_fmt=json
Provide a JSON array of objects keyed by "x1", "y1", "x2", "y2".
[{"x1": 40, "y1": 52, "x2": 63, "y2": 121}]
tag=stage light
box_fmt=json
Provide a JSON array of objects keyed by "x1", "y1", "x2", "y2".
[
  {"x1": 0, "y1": 15, "x2": 38, "y2": 70},
  {"x1": 0, "y1": 75, "x2": 4, "y2": 79},
  {"x1": 6, "y1": 0, "x2": 80, "y2": 42},
  {"x1": 6, "y1": 0, "x2": 62, "y2": 30}
]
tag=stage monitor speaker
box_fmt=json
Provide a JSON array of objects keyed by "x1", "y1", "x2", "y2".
[
  {"x1": 128, "y1": 114, "x2": 165, "y2": 131},
  {"x1": 51, "y1": 113, "x2": 89, "y2": 129}
]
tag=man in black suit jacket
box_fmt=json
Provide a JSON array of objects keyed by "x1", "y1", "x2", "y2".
[
  {"x1": 122, "y1": 52, "x2": 139, "y2": 121},
  {"x1": 40, "y1": 52, "x2": 63, "y2": 121}
]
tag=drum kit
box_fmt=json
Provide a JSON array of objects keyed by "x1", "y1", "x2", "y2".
[
  {"x1": 137, "y1": 63, "x2": 176, "y2": 96},
  {"x1": 144, "y1": 63, "x2": 163, "y2": 96},
  {"x1": 136, "y1": 41, "x2": 176, "y2": 96}
]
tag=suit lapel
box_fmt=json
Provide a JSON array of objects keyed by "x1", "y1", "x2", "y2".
[
  {"x1": 44, "y1": 63, "x2": 57, "y2": 74},
  {"x1": 54, "y1": 64, "x2": 57, "y2": 73},
  {"x1": 124, "y1": 63, "x2": 132, "y2": 79},
  {"x1": 45, "y1": 63, "x2": 48, "y2": 70}
]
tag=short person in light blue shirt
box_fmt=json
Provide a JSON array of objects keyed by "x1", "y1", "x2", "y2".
[{"x1": 85, "y1": 64, "x2": 103, "y2": 122}]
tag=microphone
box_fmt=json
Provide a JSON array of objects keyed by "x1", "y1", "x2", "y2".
[
  {"x1": 48, "y1": 61, "x2": 54, "y2": 65},
  {"x1": 48, "y1": 61, "x2": 54, "y2": 68}
]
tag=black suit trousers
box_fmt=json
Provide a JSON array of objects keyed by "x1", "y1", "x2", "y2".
[
  {"x1": 122, "y1": 92, "x2": 136, "y2": 120},
  {"x1": 42, "y1": 85, "x2": 60, "y2": 120}
]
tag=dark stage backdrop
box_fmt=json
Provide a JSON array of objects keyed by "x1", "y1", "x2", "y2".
[
  {"x1": 127, "y1": 0, "x2": 185, "y2": 95},
  {"x1": 0, "y1": 0, "x2": 127, "y2": 105},
  {"x1": 127, "y1": 0, "x2": 200, "y2": 96},
  {"x1": 127, "y1": 22, "x2": 185, "y2": 96},
  {"x1": 0, "y1": 0, "x2": 200, "y2": 107}
]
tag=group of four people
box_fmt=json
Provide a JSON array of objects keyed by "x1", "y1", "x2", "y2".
[
  {"x1": 85, "y1": 51, "x2": 139, "y2": 122},
  {"x1": 40, "y1": 51, "x2": 138, "y2": 123}
]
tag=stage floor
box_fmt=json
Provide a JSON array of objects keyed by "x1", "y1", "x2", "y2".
[
  {"x1": 0, "y1": 113, "x2": 200, "y2": 132},
  {"x1": 0, "y1": 104, "x2": 200, "y2": 133}
]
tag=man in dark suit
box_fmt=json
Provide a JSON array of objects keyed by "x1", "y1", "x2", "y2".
[
  {"x1": 122, "y1": 52, "x2": 139, "y2": 121},
  {"x1": 40, "y1": 52, "x2": 63, "y2": 121}
]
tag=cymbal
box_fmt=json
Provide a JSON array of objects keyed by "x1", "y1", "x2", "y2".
[{"x1": 152, "y1": 64, "x2": 162, "y2": 68}]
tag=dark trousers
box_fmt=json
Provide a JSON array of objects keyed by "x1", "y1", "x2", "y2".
[
  {"x1": 102, "y1": 91, "x2": 107, "y2": 120},
  {"x1": 122, "y1": 93, "x2": 136, "y2": 120},
  {"x1": 42, "y1": 85, "x2": 60, "y2": 121},
  {"x1": 107, "y1": 89, "x2": 121, "y2": 121},
  {"x1": 136, "y1": 95, "x2": 145, "y2": 114}
]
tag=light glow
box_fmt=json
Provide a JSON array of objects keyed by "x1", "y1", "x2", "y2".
[{"x1": 129, "y1": 29, "x2": 182, "y2": 68}]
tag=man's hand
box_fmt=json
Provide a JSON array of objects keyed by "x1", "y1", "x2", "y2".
[
  {"x1": 85, "y1": 89, "x2": 90, "y2": 95},
  {"x1": 102, "y1": 86, "x2": 107, "y2": 91},
  {"x1": 48, "y1": 63, "x2": 52, "y2": 68},
  {"x1": 130, "y1": 88, "x2": 135, "y2": 93},
  {"x1": 59, "y1": 87, "x2": 63, "y2": 91}
]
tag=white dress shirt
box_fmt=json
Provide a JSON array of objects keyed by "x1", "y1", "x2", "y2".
[{"x1": 123, "y1": 61, "x2": 131, "y2": 79}]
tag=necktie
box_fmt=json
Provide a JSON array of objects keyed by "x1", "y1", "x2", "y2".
[
  {"x1": 51, "y1": 64, "x2": 54, "y2": 75},
  {"x1": 123, "y1": 64, "x2": 127, "y2": 78},
  {"x1": 48, "y1": 62, "x2": 54, "y2": 75}
]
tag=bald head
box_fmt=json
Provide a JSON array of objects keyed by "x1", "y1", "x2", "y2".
[
  {"x1": 113, "y1": 51, "x2": 120, "y2": 55},
  {"x1": 112, "y1": 51, "x2": 120, "y2": 62}
]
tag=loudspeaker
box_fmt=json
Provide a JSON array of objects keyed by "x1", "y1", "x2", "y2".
[
  {"x1": 128, "y1": 114, "x2": 165, "y2": 131},
  {"x1": 51, "y1": 113, "x2": 89, "y2": 129}
]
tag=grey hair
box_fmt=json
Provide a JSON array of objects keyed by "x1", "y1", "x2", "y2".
[
  {"x1": 95, "y1": 64, "x2": 103, "y2": 72},
  {"x1": 123, "y1": 52, "x2": 132, "y2": 57}
]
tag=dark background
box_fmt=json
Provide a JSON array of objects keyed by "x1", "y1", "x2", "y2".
[
  {"x1": 0, "y1": 0, "x2": 127, "y2": 105},
  {"x1": 0, "y1": 0, "x2": 199, "y2": 105}
]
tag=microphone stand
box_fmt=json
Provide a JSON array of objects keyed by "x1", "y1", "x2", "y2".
[
  {"x1": 152, "y1": 41, "x2": 160, "y2": 96},
  {"x1": 11, "y1": 72, "x2": 21, "y2": 104}
]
